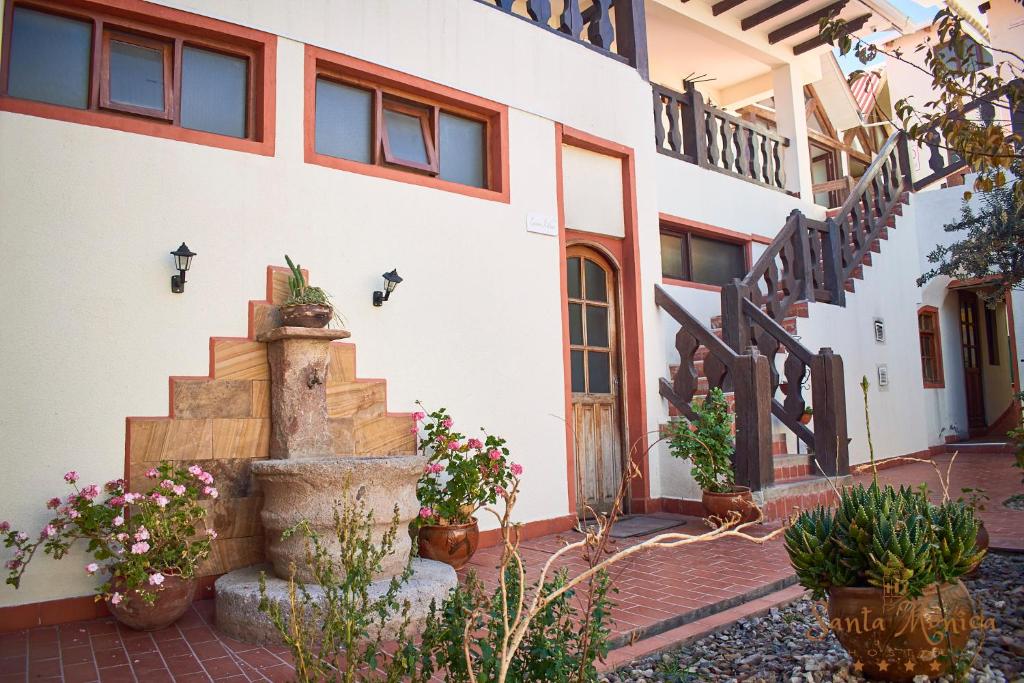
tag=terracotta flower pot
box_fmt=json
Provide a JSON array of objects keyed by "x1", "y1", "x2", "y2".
[
  {"x1": 827, "y1": 581, "x2": 974, "y2": 681},
  {"x1": 701, "y1": 486, "x2": 758, "y2": 523},
  {"x1": 418, "y1": 519, "x2": 480, "y2": 570},
  {"x1": 107, "y1": 575, "x2": 197, "y2": 631},
  {"x1": 966, "y1": 520, "x2": 989, "y2": 576},
  {"x1": 279, "y1": 303, "x2": 332, "y2": 328},
  {"x1": 799, "y1": 412, "x2": 813, "y2": 425}
]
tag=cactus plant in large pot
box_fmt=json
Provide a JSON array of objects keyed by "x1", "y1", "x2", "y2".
[{"x1": 785, "y1": 482, "x2": 985, "y2": 681}]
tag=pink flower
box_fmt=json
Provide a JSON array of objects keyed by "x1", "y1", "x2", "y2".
[
  {"x1": 116, "y1": 533, "x2": 128, "y2": 542},
  {"x1": 188, "y1": 465, "x2": 203, "y2": 476},
  {"x1": 488, "y1": 449, "x2": 501, "y2": 461},
  {"x1": 123, "y1": 493, "x2": 140, "y2": 504},
  {"x1": 81, "y1": 485, "x2": 99, "y2": 500},
  {"x1": 68, "y1": 510, "x2": 80, "y2": 519},
  {"x1": 410, "y1": 426, "x2": 419, "y2": 434},
  {"x1": 207, "y1": 529, "x2": 218, "y2": 540},
  {"x1": 160, "y1": 480, "x2": 175, "y2": 490},
  {"x1": 511, "y1": 463, "x2": 523, "y2": 476},
  {"x1": 0, "y1": 521, "x2": 9, "y2": 532},
  {"x1": 172, "y1": 484, "x2": 186, "y2": 496},
  {"x1": 110, "y1": 592, "x2": 122, "y2": 605},
  {"x1": 412, "y1": 411, "x2": 426, "y2": 421},
  {"x1": 15, "y1": 532, "x2": 28, "y2": 542},
  {"x1": 148, "y1": 573, "x2": 165, "y2": 586},
  {"x1": 198, "y1": 472, "x2": 214, "y2": 485},
  {"x1": 85, "y1": 563, "x2": 99, "y2": 574},
  {"x1": 434, "y1": 434, "x2": 446, "y2": 444},
  {"x1": 145, "y1": 468, "x2": 159, "y2": 479},
  {"x1": 64, "y1": 471, "x2": 79, "y2": 483},
  {"x1": 104, "y1": 479, "x2": 124, "y2": 492},
  {"x1": 442, "y1": 418, "x2": 453, "y2": 429},
  {"x1": 5, "y1": 559, "x2": 21, "y2": 570},
  {"x1": 431, "y1": 463, "x2": 444, "y2": 474},
  {"x1": 135, "y1": 527, "x2": 150, "y2": 541},
  {"x1": 131, "y1": 541, "x2": 150, "y2": 555},
  {"x1": 113, "y1": 516, "x2": 124, "y2": 527},
  {"x1": 153, "y1": 495, "x2": 169, "y2": 508},
  {"x1": 447, "y1": 440, "x2": 460, "y2": 450},
  {"x1": 42, "y1": 524, "x2": 57, "y2": 538},
  {"x1": 418, "y1": 507, "x2": 433, "y2": 519},
  {"x1": 468, "y1": 438, "x2": 483, "y2": 449},
  {"x1": 46, "y1": 497, "x2": 61, "y2": 509},
  {"x1": 203, "y1": 486, "x2": 218, "y2": 499},
  {"x1": 494, "y1": 486, "x2": 507, "y2": 496}
]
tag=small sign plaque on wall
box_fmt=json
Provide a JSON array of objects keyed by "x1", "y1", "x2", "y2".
[{"x1": 526, "y1": 213, "x2": 558, "y2": 236}]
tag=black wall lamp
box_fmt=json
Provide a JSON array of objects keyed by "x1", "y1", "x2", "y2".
[
  {"x1": 170, "y1": 243, "x2": 196, "y2": 293},
  {"x1": 372, "y1": 269, "x2": 403, "y2": 306}
]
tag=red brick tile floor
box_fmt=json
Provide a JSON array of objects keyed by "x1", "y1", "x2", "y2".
[{"x1": 3, "y1": 452, "x2": 1019, "y2": 682}]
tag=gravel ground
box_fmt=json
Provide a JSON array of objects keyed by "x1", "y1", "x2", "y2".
[
  {"x1": 1003, "y1": 494, "x2": 1024, "y2": 511},
  {"x1": 608, "y1": 553, "x2": 1024, "y2": 683}
]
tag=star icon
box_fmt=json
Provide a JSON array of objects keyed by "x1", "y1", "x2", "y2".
[
  {"x1": 877, "y1": 660, "x2": 890, "y2": 672},
  {"x1": 930, "y1": 660, "x2": 942, "y2": 672},
  {"x1": 852, "y1": 661, "x2": 864, "y2": 673},
  {"x1": 904, "y1": 659, "x2": 916, "y2": 672}
]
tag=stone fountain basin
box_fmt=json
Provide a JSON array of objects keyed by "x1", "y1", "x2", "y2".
[{"x1": 251, "y1": 454, "x2": 425, "y2": 583}]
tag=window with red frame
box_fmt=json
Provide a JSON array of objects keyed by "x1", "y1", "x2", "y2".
[
  {"x1": 2, "y1": 2, "x2": 259, "y2": 139},
  {"x1": 660, "y1": 228, "x2": 746, "y2": 287},
  {"x1": 918, "y1": 307, "x2": 944, "y2": 387}
]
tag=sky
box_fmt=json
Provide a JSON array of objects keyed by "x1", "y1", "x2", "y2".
[{"x1": 833, "y1": 0, "x2": 942, "y2": 74}]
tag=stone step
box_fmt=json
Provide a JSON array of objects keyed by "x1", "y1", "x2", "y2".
[
  {"x1": 773, "y1": 453, "x2": 813, "y2": 482},
  {"x1": 327, "y1": 379, "x2": 387, "y2": 420},
  {"x1": 754, "y1": 475, "x2": 848, "y2": 521},
  {"x1": 710, "y1": 314, "x2": 799, "y2": 334},
  {"x1": 849, "y1": 264, "x2": 864, "y2": 280},
  {"x1": 861, "y1": 252, "x2": 872, "y2": 267},
  {"x1": 869, "y1": 239, "x2": 881, "y2": 254}
]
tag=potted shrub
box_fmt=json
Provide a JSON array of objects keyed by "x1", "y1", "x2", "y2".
[
  {"x1": 279, "y1": 255, "x2": 334, "y2": 328},
  {"x1": 2, "y1": 462, "x2": 218, "y2": 631},
  {"x1": 785, "y1": 483, "x2": 985, "y2": 681},
  {"x1": 413, "y1": 405, "x2": 522, "y2": 569},
  {"x1": 666, "y1": 387, "x2": 756, "y2": 522},
  {"x1": 799, "y1": 405, "x2": 813, "y2": 425}
]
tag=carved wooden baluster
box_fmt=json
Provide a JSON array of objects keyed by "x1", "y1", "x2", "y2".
[
  {"x1": 782, "y1": 354, "x2": 807, "y2": 419},
  {"x1": 978, "y1": 99, "x2": 996, "y2": 126},
  {"x1": 495, "y1": 0, "x2": 514, "y2": 10},
  {"x1": 888, "y1": 151, "x2": 901, "y2": 197},
  {"x1": 765, "y1": 259, "x2": 783, "y2": 320},
  {"x1": 706, "y1": 113, "x2": 721, "y2": 167},
  {"x1": 559, "y1": 0, "x2": 584, "y2": 37},
  {"x1": 761, "y1": 135, "x2": 773, "y2": 186},
  {"x1": 750, "y1": 134, "x2": 764, "y2": 184},
  {"x1": 772, "y1": 139, "x2": 785, "y2": 189},
  {"x1": 755, "y1": 328, "x2": 781, "y2": 394},
  {"x1": 586, "y1": 0, "x2": 614, "y2": 49},
  {"x1": 778, "y1": 237, "x2": 798, "y2": 302},
  {"x1": 809, "y1": 226, "x2": 823, "y2": 290},
  {"x1": 721, "y1": 119, "x2": 735, "y2": 172},
  {"x1": 926, "y1": 131, "x2": 946, "y2": 174},
  {"x1": 866, "y1": 179, "x2": 880, "y2": 239},
  {"x1": 667, "y1": 97, "x2": 683, "y2": 154},
  {"x1": 849, "y1": 197, "x2": 865, "y2": 256},
  {"x1": 653, "y1": 92, "x2": 666, "y2": 150},
  {"x1": 527, "y1": 0, "x2": 552, "y2": 25},
  {"x1": 673, "y1": 328, "x2": 700, "y2": 404},
  {"x1": 703, "y1": 353, "x2": 729, "y2": 393},
  {"x1": 840, "y1": 214, "x2": 856, "y2": 273},
  {"x1": 736, "y1": 127, "x2": 751, "y2": 179}
]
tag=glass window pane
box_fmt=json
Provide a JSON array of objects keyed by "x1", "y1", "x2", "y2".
[
  {"x1": 586, "y1": 305, "x2": 609, "y2": 348},
  {"x1": 567, "y1": 257, "x2": 582, "y2": 299},
  {"x1": 569, "y1": 303, "x2": 583, "y2": 346},
  {"x1": 570, "y1": 350, "x2": 585, "y2": 393},
  {"x1": 315, "y1": 79, "x2": 373, "y2": 163},
  {"x1": 661, "y1": 234, "x2": 685, "y2": 280},
  {"x1": 109, "y1": 39, "x2": 165, "y2": 110},
  {"x1": 584, "y1": 259, "x2": 607, "y2": 302},
  {"x1": 181, "y1": 46, "x2": 247, "y2": 138},
  {"x1": 588, "y1": 351, "x2": 611, "y2": 394},
  {"x1": 8, "y1": 8, "x2": 92, "y2": 109},
  {"x1": 439, "y1": 112, "x2": 485, "y2": 188},
  {"x1": 690, "y1": 236, "x2": 745, "y2": 287},
  {"x1": 384, "y1": 108, "x2": 428, "y2": 164}
]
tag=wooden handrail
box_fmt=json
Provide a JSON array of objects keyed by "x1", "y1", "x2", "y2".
[
  {"x1": 742, "y1": 299, "x2": 813, "y2": 364},
  {"x1": 655, "y1": 285, "x2": 738, "y2": 363},
  {"x1": 741, "y1": 209, "x2": 802, "y2": 290},
  {"x1": 704, "y1": 102, "x2": 789, "y2": 147},
  {"x1": 832, "y1": 130, "x2": 905, "y2": 220}
]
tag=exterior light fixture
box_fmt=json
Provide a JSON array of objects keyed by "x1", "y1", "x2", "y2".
[
  {"x1": 372, "y1": 269, "x2": 403, "y2": 307},
  {"x1": 170, "y1": 243, "x2": 196, "y2": 293}
]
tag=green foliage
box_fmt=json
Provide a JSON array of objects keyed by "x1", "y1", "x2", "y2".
[
  {"x1": 784, "y1": 483, "x2": 985, "y2": 600},
  {"x1": 666, "y1": 387, "x2": 735, "y2": 493},
  {"x1": 2, "y1": 462, "x2": 215, "y2": 605},
  {"x1": 257, "y1": 492, "x2": 420, "y2": 683},
  {"x1": 417, "y1": 564, "x2": 616, "y2": 683},
  {"x1": 282, "y1": 254, "x2": 333, "y2": 308}
]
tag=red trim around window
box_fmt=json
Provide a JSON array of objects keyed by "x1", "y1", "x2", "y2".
[
  {"x1": 658, "y1": 213, "x2": 755, "y2": 288},
  {"x1": 0, "y1": 0, "x2": 276, "y2": 156},
  {"x1": 304, "y1": 44, "x2": 510, "y2": 203},
  {"x1": 918, "y1": 305, "x2": 945, "y2": 389}
]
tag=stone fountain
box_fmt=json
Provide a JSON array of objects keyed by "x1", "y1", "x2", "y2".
[{"x1": 214, "y1": 326, "x2": 456, "y2": 644}]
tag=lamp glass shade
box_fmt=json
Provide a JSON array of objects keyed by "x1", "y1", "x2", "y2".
[
  {"x1": 171, "y1": 243, "x2": 196, "y2": 272},
  {"x1": 382, "y1": 269, "x2": 402, "y2": 294}
]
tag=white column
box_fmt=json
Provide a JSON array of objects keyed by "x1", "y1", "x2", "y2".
[{"x1": 772, "y1": 63, "x2": 814, "y2": 201}]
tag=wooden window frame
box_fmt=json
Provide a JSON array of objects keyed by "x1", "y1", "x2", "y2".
[
  {"x1": 305, "y1": 45, "x2": 510, "y2": 204},
  {"x1": 99, "y1": 29, "x2": 173, "y2": 120},
  {"x1": 918, "y1": 306, "x2": 945, "y2": 389},
  {"x1": 658, "y1": 215, "x2": 753, "y2": 291},
  {"x1": 0, "y1": 0, "x2": 275, "y2": 156}
]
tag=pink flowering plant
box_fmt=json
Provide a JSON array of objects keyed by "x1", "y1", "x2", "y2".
[
  {"x1": 1, "y1": 462, "x2": 218, "y2": 605},
  {"x1": 413, "y1": 404, "x2": 523, "y2": 526}
]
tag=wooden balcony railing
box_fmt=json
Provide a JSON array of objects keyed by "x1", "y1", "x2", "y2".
[
  {"x1": 475, "y1": 0, "x2": 648, "y2": 76},
  {"x1": 653, "y1": 82, "x2": 789, "y2": 192}
]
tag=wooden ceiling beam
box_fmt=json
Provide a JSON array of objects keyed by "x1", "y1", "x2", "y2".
[
  {"x1": 741, "y1": 0, "x2": 812, "y2": 31},
  {"x1": 792, "y1": 13, "x2": 870, "y2": 54},
  {"x1": 768, "y1": 0, "x2": 847, "y2": 44},
  {"x1": 712, "y1": 0, "x2": 751, "y2": 17}
]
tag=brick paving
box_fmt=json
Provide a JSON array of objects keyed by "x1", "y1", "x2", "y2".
[{"x1": 2, "y1": 451, "x2": 1019, "y2": 682}]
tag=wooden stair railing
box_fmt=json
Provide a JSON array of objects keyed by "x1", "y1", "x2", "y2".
[{"x1": 655, "y1": 285, "x2": 774, "y2": 491}]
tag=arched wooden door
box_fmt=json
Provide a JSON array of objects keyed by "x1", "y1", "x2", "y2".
[{"x1": 566, "y1": 246, "x2": 624, "y2": 517}]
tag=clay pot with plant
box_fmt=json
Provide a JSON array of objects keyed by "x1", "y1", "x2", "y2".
[
  {"x1": 279, "y1": 255, "x2": 334, "y2": 328},
  {"x1": 413, "y1": 404, "x2": 523, "y2": 569},
  {"x1": 799, "y1": 406, "x2": 813, "y2": 425},
  {"x1": 667, "y1": 387, "x2": 757, "y2": 522}
]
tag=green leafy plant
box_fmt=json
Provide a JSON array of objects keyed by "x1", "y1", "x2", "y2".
[
  {"x1": 413, "y1": 404, "x2": 521, "y2": 526},
  {"x1": 2, "y1": 462, "x2": 216, "y2": 605},
  {"x1": 958, "y1": 487, "x2": 989, "y2": 512},
  {"x1": 283, "y1": 254, "x2": 333, "y2": 308},
  {"x1": 665, "y1": 387, "x2": 735, "y2": 493},
  {"x1": 257, "y1": 491, "x2": 419, "y2": 683}
]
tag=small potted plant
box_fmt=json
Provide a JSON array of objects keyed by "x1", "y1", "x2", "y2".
[
  {"x1": 785, "y1": 483, "x2": 984, "y2": 681},
  {"x1": 799, "y1": 405, "x2": 813, "y2": 425},
  {"x1": 666, "y1": 387, "x2": 756, "y2": 522},
  {"x1": 959, "y1": 486, "x2": 989, "y2": 574},
  {"x1": 279, "y1": 255, "x2": 334, "y2": 328},
  {"x1": 413, "y1": 405, "x2": 522, "y2": 569},
  {"x1": 2, "y1": 462, "x2": 218, "y2": 631}
]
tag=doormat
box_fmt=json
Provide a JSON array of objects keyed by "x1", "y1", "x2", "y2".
[{"x1": 609, "y1": 515, "x2": 686, "y2": 538}]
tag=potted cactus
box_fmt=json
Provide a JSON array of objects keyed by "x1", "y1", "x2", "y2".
[
  {"x1": 279, "y1": 255, "x2": 334, "y2": 328},
  {"x1": 666, "y1": 388, "x2": 756, "y2": 523},
  {"x1": 785, "y1": 483, "x2": 985, "y2": 681}
]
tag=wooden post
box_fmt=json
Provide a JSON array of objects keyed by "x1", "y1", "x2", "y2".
[
  {"x1": 683, "y1": 81, "x2": 707, "y2": 165},
  {"x1": 720, "y1": 280, "x2": 750, "y2": 354},
  {"x1": 733, "y1": 347, "x2": 774, "y2": 491},
  {"x1": 614, "y1": 0, "x2": 649, "y2": 80},
  {"x1": 823, "y1": 217, "x2": 846, "y2": 307},
  {"x1": 791, "y1": 211, "x2": 814, "y2": 301},
  {"x1": 810, "y1": 347, "x2": 848, "y2": 476},
  {"x1": 896, "y1": 131, "x2": 913, "y2": 190}
]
